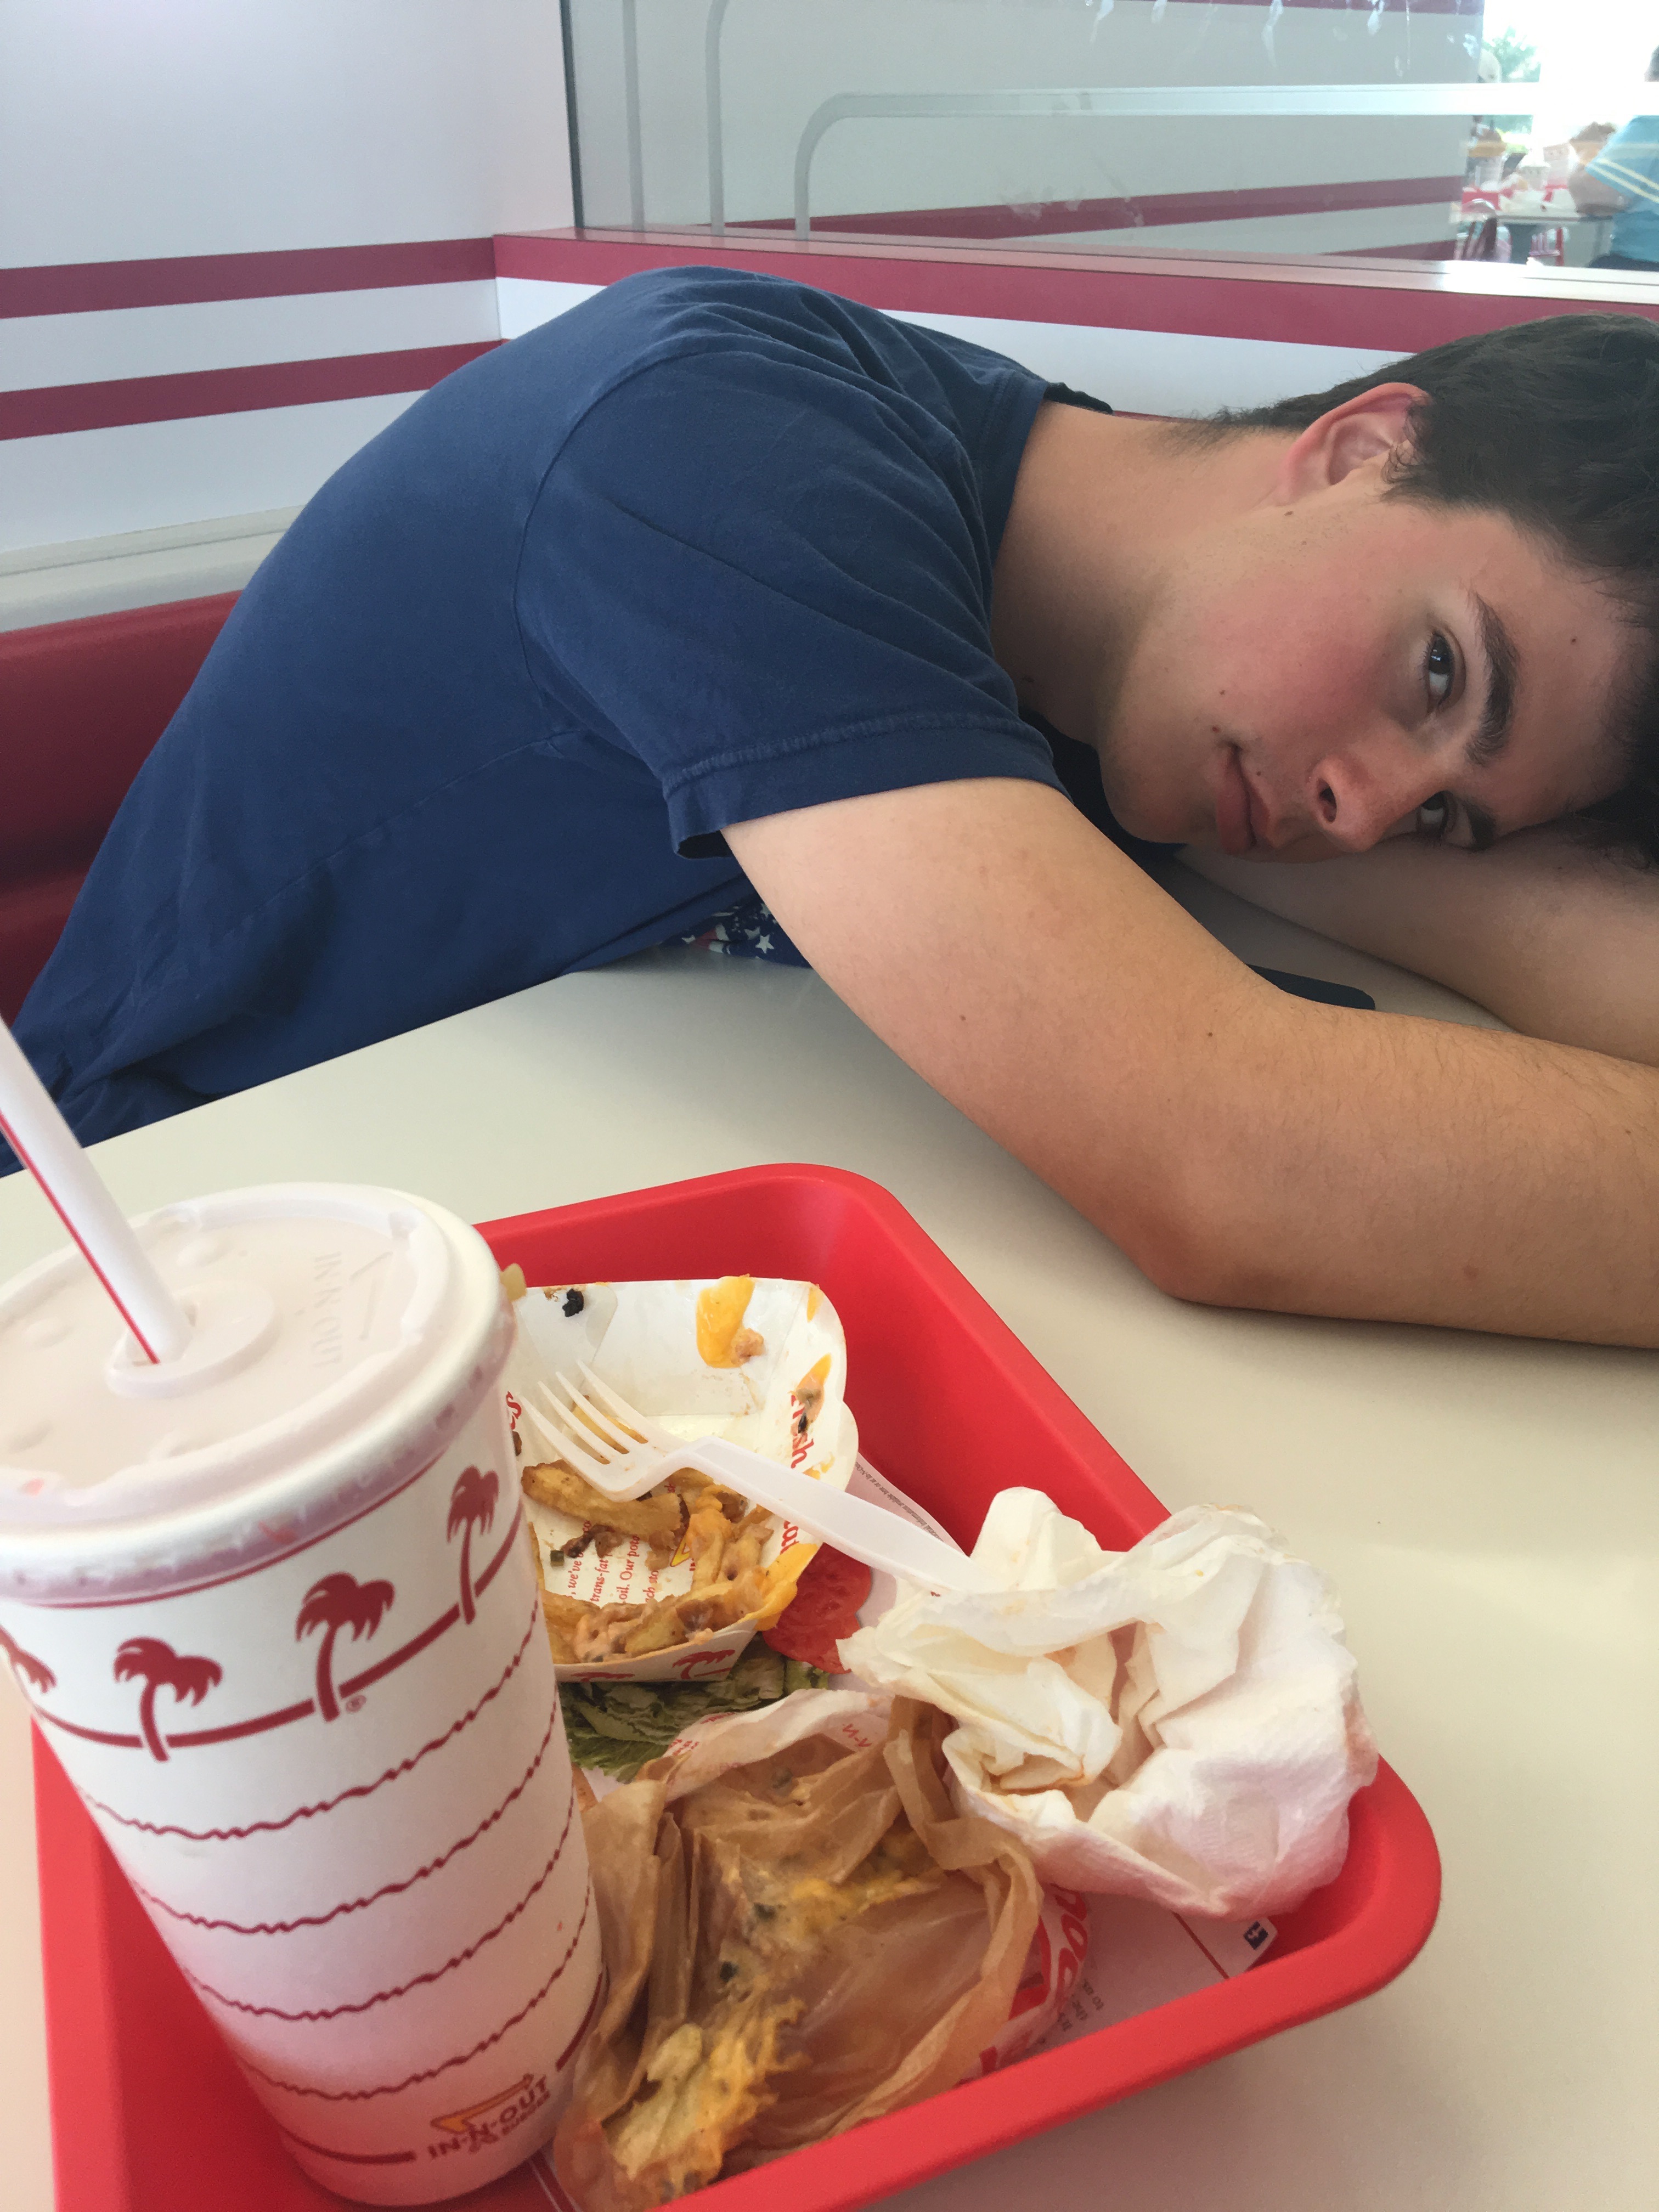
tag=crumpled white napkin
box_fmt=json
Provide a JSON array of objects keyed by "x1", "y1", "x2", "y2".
[{"x1": 839, "y1": 1490, "x2": 1377, "y2": 1917}]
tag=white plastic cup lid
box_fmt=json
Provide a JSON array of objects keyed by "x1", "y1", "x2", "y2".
[{"x1": 0, "y1": 1183, "x2": 512, "y2": 1604}]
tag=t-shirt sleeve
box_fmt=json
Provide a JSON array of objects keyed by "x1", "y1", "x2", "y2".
[
  {"x1": 511, "y1": 340, "x2": 1061, "y2": 857},
  {"x1": 1587, "y1": 118, "x2": 1659, "y2": 205}
]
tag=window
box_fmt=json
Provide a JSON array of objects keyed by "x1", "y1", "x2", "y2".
[{"x1": 560, "y1": 0, "x2": 1659, "y2": 281}]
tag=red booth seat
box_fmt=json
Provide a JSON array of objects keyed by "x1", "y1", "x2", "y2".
[{"x1": 0, "y1": 592, "x2": 237, "y2": 1021}]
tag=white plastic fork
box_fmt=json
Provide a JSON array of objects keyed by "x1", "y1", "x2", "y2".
[{"x1": 520, "y1": 1362, "x2": 990, "y2": 1593}]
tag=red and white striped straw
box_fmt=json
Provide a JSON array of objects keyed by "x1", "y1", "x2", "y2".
[{"x1": 0, "y1": 1017, "x2": 191, "y2": 1364}]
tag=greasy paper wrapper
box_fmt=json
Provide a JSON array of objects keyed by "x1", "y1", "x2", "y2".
[
  {"x1": 629, "y1": 1688, "x2": 1090, "y2": 2078},
  {"x1": 552, "y1": 1692, "x2": 1042, "y2": 2211},
  {"x1": 0, "y1": 1387, "x2": 602, "y2": 2204},
  {"x1": 840, "y1": 1493, "x2": 1379, "y2": 1920},
  {"x1": 503, "y1": 1279, "x2": 855, "y2": 1684}
]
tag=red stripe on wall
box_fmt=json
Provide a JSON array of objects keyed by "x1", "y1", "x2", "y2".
[
  {"x1": 0, "y1": 239, "x2": 496, "y2": 320},
  {"x1": 497, "y1": 229, "x2": 1659, "y2": 354},
  {"x1": 740, "y1": 175, "x2": 1464, "y2": 243},
  {"x1": 0, "y1": 342, "x2": 500, "y2": 441}
]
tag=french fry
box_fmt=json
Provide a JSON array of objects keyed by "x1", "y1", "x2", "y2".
[{"x1": 522, "y1": 1461, "x2": 685, "y2": 1556}]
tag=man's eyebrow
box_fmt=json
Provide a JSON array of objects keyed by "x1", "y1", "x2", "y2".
[{"x1": 1465, "y1": 594, "x2": 1518, "y2": 770}]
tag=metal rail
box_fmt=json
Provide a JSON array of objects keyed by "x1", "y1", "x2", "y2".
[
  {"x1": 622, "y1": 0, "x2": 645, "y2": 232},
  {"x1": 706, "y1": 0, "x2": 736, "y2": 234}
]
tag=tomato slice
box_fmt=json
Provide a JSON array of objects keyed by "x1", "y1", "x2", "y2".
[{"x1": 760, "y1": 1544, "x2": 873, "y2": 1674}]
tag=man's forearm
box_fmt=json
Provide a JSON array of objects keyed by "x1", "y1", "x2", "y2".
[
  {"x1": 730, "y1": 780, "x2": 1659, "y2": 1350},
  {"x1": 1180, "y1": 831, "x2": 1659, "y2": 1067},
  {"x1": 1140, "y1": 996, "x2": 1659, "y2": 1346}
]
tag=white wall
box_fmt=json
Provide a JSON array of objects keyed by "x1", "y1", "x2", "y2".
[
  {"x1": 0, "y1": 0, "x2": 573, "y2": 266},
  {"x1": 0, "y1": 1, "x2": 574, "y2": 561},
  {"x1": 0, "y1": 399, "x2": 420, "y2": 558},
  {"x1": 4, "y1": 284, "x2": 503, "y2": 388}
]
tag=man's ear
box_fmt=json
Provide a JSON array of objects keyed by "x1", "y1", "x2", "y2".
[{"x1": 1269, "y1": 381, "x2": 1425, "y2": 501}]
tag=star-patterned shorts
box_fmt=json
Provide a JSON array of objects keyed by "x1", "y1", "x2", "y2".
[{"x1": 676, "y1": 893, "x2": 809, "y2": 967}]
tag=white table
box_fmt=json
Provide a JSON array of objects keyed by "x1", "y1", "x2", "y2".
[{"x1": 2, "y1": 867, "x2": 1655, "y2": 2212}]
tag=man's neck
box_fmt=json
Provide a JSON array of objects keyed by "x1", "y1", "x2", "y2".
[{"x1": 990, "y1": 402, "x2": 1288, "y2": 747}]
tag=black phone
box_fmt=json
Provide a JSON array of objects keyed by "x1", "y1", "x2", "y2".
[{"x1": 1252, "y1": 967, "x2": 1376, "y2": 1011}]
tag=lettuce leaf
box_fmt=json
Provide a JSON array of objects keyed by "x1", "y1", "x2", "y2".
[{"x1": 560, "y1": 1645, "x2": 829, "y2": 1781}]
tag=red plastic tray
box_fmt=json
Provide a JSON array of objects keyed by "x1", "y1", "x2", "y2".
[{"x1": 35, "y1": 1164, "x2": 1441, "y2": 2212}]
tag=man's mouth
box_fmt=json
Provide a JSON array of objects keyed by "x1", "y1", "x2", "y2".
[{"x1": 1216, "y1": 746, "x2": 1258, "y2": 856}]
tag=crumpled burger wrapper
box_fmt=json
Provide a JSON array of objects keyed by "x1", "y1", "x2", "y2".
[
  {"x1": 838, "y1": 1491, "x2": 1378, "y2": 1919},
  {"x1": 553, "y1": 1694, "x2": 1042, "y2": 2210}
]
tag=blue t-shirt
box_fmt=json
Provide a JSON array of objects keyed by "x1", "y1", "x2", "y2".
[
  {"x1": 14, "y1": 267, "x2": 1081, "y2": 1152},
  {"x1": 1588, "y1": 116, "x2": 1659, "y2": 259}
]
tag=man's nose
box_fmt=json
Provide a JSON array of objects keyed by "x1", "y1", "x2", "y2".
[{"x1": 1305, "y1": 752, "x2": 1425, "y2": 854}]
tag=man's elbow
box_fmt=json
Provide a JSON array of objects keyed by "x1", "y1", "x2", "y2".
[
  {"x1": 1093, "y1": 1149, "x2": 1292, "y2": 1313},
  {"x1": 1116, "y1": 1207, "x2": 1255, "y2": 1310},
  {"x1": 1062, "y1": 999, "x2": 1327, "y2": 1312}
]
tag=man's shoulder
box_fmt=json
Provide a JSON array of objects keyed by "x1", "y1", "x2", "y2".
[
  {"x1": 337, "y1": 267, "x2": 1041, "y2": 516},
  {"x1": 543, "y1": 263, "x2": 1036, "y2": 408},
  {"x1": 512, "y1": 263, "x2": 906, "y2": 377}
]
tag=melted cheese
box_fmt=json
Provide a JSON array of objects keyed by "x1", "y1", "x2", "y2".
[
  {"x1": 606, "y1": 2005, "x2": 797, "y2": 2192},
  {"x1": 696, "y1": 1276, "x2": 757, "y2": 1367},
  {"x1": 603, "y1": 1816, "x2": 941, "y2": 2194},
  {"x1": 747, "y1": 1821, "x2": 940, "y2": 1953}
]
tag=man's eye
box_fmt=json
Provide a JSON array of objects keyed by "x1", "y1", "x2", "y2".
[
  {"x1": 1416, "y1": 792, "x2": 1456, "y2": 840},
  {"x1": 1424, "y1": 632, "x2": 1455, "y2": 709}
]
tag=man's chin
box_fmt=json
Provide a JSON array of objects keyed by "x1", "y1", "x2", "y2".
[
  {"x1": 1095, "y1": 769, "x2": 1182, "y2": 848},
  {"x1": 1095, "y1": 736, "x2": 1226, "y2": 849}
]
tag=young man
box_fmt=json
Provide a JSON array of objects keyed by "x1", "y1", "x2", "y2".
[{"x1": 12, "y1": 268, "x2": 1659, "y2": 1345}]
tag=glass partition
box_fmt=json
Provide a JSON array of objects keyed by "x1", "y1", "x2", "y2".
[{"x1": 561, "y1": 0, "x2": 1659, "y2": 279}]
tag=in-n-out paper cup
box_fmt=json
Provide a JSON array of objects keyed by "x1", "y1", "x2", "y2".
[
  {"x1": 0, "y1": 1184, "x2": 601, "y2": 2205},
  {"x1": 501, "y1": 1276, "x2": 855, "y2": 1684}
]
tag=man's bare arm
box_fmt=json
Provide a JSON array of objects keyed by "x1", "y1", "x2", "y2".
[
  {"x1": 1179, "y1": 827, "x2": 1659, "y2": 1066},
  {"x1": 726, "y1": 780, "x2": 1659, "y2": 1347},
  {"x1": 1567, "y1": 171, "x2": 1629, "y2": 213}
]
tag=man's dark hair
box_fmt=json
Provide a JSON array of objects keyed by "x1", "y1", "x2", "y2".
[{"x1": 1206, "y1": 313, "x2": 1659, "y2": 860}]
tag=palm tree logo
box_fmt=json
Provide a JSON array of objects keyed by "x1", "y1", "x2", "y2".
[
  {"x1": 0, "y1": 1623, "x2": 55, "y2": 1697},
  {"x1": 447, "y1": 1467, "x2": 499, "y2": 1624},
  {"x1": 113, "y1": 1638, "x2": 222, "y2": 1762},
  {"x1": 296, "y1": 1575, "x2": 395, "y2": 1722}
]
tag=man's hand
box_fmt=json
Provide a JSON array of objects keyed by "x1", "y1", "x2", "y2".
[
  {"x1": 1180, "y1": 825, "x2": 1659, "y2": 1066},
  {"x1": 726, "y1": 780, "x2": 1659, "y2": 1347}
]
